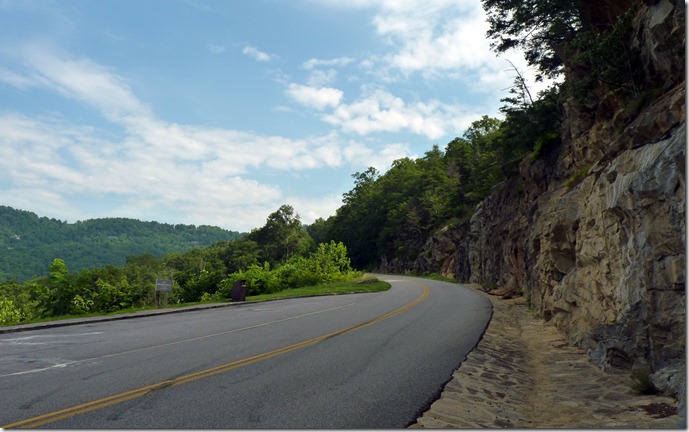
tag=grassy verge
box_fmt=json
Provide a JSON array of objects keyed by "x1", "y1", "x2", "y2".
[
  {"x1": 246, "y1": 278, "x2": 390, "y2": 302},
  {"x1": 4, "y1": 275, "x2": 390, "y2": 326}
]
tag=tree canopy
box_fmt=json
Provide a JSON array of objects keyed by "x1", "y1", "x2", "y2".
[
  {"x1": 483, "y1": 0, "x2": 646, "y2": 100},
  {"x1": 482, "y1": 0, "x2": 582, "y2": 80}
]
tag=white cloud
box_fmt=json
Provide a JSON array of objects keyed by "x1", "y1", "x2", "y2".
[
  {"x1": 284, "y1": 193, "x2": 344, "y2": 225},
  {"x1": 0, "y1": 47, "x2": 405, "y2": 231},
  {"x1": 0, "y1": 66, "x2": 39, "y2": 89},
  {"x1": 310, "y1": 0, "x2": 546, "y2": 95},
  {"x1": 302, "y1": 57, "x2": 355, "y2": 70},
  {"x1": 368, "y1": 0, "x2": 505, "y2": 83},
  {"x1": 306, "y1": 69, "x2": 338, "y2": 87},
  {"x1": 242, "y1": 45, "x2": 274, "y2": 62},
  {"x1": 19, "y1": 43, "x2": 152, "y2": 123},
  {"x1": 319, "y1": 88, "x2": 476, "y2": 140},
  {"x1": 285, "y1": 83, "x2": 344, "y2": 111},
  {"x1": 341, "y1": 141, "x2": 411, "y2": 172}
]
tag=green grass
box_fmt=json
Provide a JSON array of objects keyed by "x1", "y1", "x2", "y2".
[
  {"x1": 246, "y1": 278, "x2": 391, "y2": 302},
  {"x1": 564, "y1": 163, "x2": 593, "y2": 188}
]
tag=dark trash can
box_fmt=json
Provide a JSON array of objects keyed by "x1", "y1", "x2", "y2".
[{"x1": 231, "y1": 280, "x2": 247, "y2": 302}]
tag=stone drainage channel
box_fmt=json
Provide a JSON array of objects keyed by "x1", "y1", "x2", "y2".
[{"x1": 410, "y1": 287, "x2": 684, "y2": 428}]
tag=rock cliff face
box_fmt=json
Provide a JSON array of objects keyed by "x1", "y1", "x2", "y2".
[{"x1": 419, "y1": 0, "x2": 686, "y2": 396}]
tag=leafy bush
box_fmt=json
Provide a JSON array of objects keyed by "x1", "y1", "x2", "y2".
[
  {"x1": 218, "y1": 241, "x2": 355, "y2": 299},
  {"x1": 93, "y1": 278, "x2": 133, "y2": 312},
  {"x1": 70, "y1": 294, "x2": 94, "y2": 314},
  {"x1": 0, "y1": 298, "x2": 23, "y2": 325}
]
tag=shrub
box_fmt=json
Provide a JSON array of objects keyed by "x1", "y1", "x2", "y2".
[
  {"x1": 630, "y1": 366, "x2": 657, "y2": 395},
  {"x1": 0, "y1": 297, "x2": 23, "y2": 325},
  {"x1": 219, "y1": 241, "x2": 355, "y2": 299}
]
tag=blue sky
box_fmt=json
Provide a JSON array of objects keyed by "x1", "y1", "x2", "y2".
[{"x1": 0, "y1": 0, "x2": 546, "y2": 232}]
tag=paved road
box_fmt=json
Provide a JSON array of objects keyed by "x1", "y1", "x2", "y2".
[{"x1": 0, "y1": 275, "x2": 492, "y2": 428}]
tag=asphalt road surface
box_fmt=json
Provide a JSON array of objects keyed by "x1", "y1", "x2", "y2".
[{"x1": 0, "y1": 275, "x2": 492, "y2": 429}]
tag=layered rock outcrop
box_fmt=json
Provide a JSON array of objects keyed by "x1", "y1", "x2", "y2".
[{"x1": 417, "y1": 0, "x2": 686, "y2": 396}]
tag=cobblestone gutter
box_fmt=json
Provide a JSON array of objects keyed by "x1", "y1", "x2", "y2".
[{"x1": 410, "y1": 291, "x2": 684, "y2": 428}]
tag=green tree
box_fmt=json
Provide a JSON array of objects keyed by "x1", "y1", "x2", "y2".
[
  {"x1": 305, "y1": 217, "x2": 334, "y2": 247},
  {"x1": 44, "y1": 258, "x2": 74, "y2": 316},
  {"x1": 330, "y1": 167, "x2": 384, "y2": 268},
  {"x1": 446, "y1": 116, "x2": 504, "y2": 205},
  {"x1": 482, "y1": 0, "x2": 582, "y2": 80},
  {"x1": 564, "y1": 5, "x2": 642, "y2": 99},
  {"x1": 246, "y1": 205, "x2": 314, "y2": 265},
  {"x1": 483, "y1": 0, "x2": 645, "y2": 100},
  {"x1": 310, "y1": 241, "x2": 352, "y2": 280},
  {"x1": 217, "y1": 238, "x2": 260, "y2": 273}
]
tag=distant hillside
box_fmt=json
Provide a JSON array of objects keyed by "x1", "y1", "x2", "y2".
[{"x1": 0, "y1": 206, "x2": 243, "y2": 281}]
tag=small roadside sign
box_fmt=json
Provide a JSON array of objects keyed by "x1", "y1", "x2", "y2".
[{"x1": 156, "y1": 279, "x2": 172, "y2": 292}]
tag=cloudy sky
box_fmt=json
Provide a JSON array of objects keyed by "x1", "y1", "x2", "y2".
[{"x1": 0, "y1": 0, "x2": 544, "y2": 232}]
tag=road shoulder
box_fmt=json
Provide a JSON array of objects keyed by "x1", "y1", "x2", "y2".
[{"x1": 410, "y1": 289, "x2": 682, "y2": 428}]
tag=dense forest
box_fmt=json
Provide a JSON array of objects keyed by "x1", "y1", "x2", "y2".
[
  {"x1": 0, "y1": 206, "x2": 242, "y2": 282},
  {"x1": 308, "y1": 96, "x2": 560, "y2": 270}
]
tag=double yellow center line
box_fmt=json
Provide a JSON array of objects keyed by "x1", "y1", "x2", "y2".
[{"x1": 3, "y1": 283, "x2": 429, "y2": 429}]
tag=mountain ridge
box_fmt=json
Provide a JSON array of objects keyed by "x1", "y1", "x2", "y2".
[{"x1": 0, "y1": 205, "x2": 243, "y2": 281}]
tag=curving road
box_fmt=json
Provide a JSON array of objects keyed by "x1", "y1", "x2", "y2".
[{"x1": 0, "y1": 275, "x2": 492, "y2": 429}]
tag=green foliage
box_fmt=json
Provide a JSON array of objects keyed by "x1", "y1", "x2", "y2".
[
  {"x1": 245, "y1": 205, "x2": 314, "y2": 265},
  {"x1": 531, "y1": 131, "x2": 560, "y2": 162},
  {"x1": 44, "y1": 258, "x2": 74, "y2": 316},
  {"x1": 0, "y1": 206, "x2": 242, "y2": 282},
  {"x1": 305, "y1": 217, "x2": 334, "y2": 247},
  {"x1": 482, "y1": 0, "x2": 581, "y2": 80},
  {"x1": 312, "y1": 241, "x2": 352, "y2": 279},
  {"x1": 316, "y1": 101, "x2": 561, "y2": 270},
  {"x1": 219, "y1": 241, "x2": 354, "y2": 298},
  {"x1": 564, "y1": 163, "x2": 593, "y2": 188},
  {"x1": 0, "y1": 205, "x2": 362, "y2": 325},
  {"x1": 501, "y1": 82, "x2": 562, "y2": 163},
  {"x1": 70, "y1": 294, "x2": 94, "y2": 315},
  {"x1": 0, "y1": 251, "x2": 159, "y2": 323},
  {"x1": 564, "y1": 5, "x2": 642, "y2": 101},
  {"x1": 232, "y1": 262, "x2": 281, "y2": 296},
  {"x1": 93, "y1": 278, "x2": 133, "y2": 312},
  {"x1": 327, "y1": 167, "x2": 384, "y2": 268},
  {"x1": 0, "y1": 298, "x2": 23, "y2": 325},
  {"x1": 484, "y1": 0, "x2": 648, "y2": 111}
]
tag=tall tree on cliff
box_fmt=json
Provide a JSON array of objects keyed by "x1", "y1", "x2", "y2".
[
  {"x1": 482, "y1": 0, "x2": 653, "y2": 100},
  {"x1": 482, "y1": 0, "x2": 635, "y2": 79}
]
